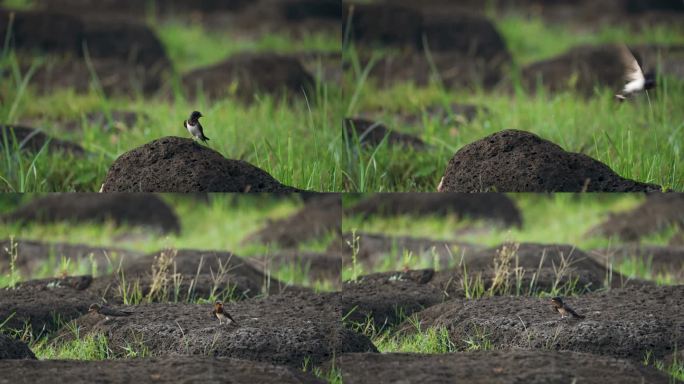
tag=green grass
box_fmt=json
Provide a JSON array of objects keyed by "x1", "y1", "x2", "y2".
[
  {"x1": 0, "y1": 194, "x2": 338, "y2": 292},
  {"x1": 0, "y1": 16, "x2": 342, "y2": 192},
  {"x1": 342, "y1": 193, "x2": 683, "y2": 285},
  {"x1": 342, "y1": 17, "x2": 684, "y2": 192}
]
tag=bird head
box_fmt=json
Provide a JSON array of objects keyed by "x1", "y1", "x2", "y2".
[
  {"x1": 550, "y1": 297, "x2": 563, "y2": 307},
  {"x1": 214, "y1": 300, "x2": 223, "y2": 311},
  {"x1": 88, "y1": 303, "x2": 102, "y2": 313},
  {"x1": 190, "y1": 111, "x2": 203, "y2": 121}
]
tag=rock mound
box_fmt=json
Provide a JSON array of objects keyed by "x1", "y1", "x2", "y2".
[
  {"x1": 101, "y1": 137, "x2": 301, "y2": 192},
  {"x1": 440, "y1": 130, "x2": 661, "y2": 192},
  {"x1": 2, "y1": 194, "x2": 180, "y2": 234},
  {"x1": 0, "y1": 335, "x2": 36, "y2": 360}
]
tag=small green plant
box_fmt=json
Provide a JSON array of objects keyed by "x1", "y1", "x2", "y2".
[
  {"x1": 462, "y1": 323, "x2": 492, "y2": 351},
  {"x1": 3, "y1": 236, "x2": 19, "y2": 288}
]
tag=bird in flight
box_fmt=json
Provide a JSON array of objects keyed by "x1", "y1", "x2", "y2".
[
  {"x1": 615, "y1": 45, "x2": 655, "y2": 101},
  {"x1": 184, "y1": 110, "x2": 210, "y2": 143}
]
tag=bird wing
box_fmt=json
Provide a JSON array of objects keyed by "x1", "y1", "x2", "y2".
[
  {"x1": 225, "y1": 311, "x2": 238, "y2": 325},
  {"x1": 566, "y1": 305, "x2": 584, "y2": 319},
  {"x1": 619, "y1": 45, "x2": 645, "y2": 83}
]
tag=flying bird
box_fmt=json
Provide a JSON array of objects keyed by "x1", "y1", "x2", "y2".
[
  {"x1": 88, "y1": 303, "x2": 133, "y2": 320},
  {"x1": 551, "y1": 297, "x2": 585, "y2": 319},
  {"x1": 211, "y1": 300, "x2": 238, "y2": 326},
  {"x1": 615, "y1": 45, "x2": 655, "y2": 102},
  {"x1": 184, "y1": 110, "x2": 210, "y2": 143}
]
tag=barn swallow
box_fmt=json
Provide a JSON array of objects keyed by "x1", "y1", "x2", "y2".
[
  {"x1": 88, "y1": 303, "x2": 133, "y2": 320},
  {"x1": 184, "y1": 110, "x2": 210, "y2": 143},
  {"x1": 211, "y1": 300, "x2": 238, "y2": 325},
  {"x1": 551, "y1": 297, "x2": 585, "y2": 319},
  {"x1": 615, "y1": 45, "x2": 655, "y2": 102}
]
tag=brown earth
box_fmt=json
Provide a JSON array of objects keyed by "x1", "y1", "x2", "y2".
[
  {"x1": 243, "y1": 194, "x2": 341, "y2": 248},
  {"x1": 101, "y1": 137, "x2": 303, "y2": 193},
  {"x1": 404, "y1": 284, "x2": 683, "y2": 361},
  {"x1": 59, "y1": 291, "x2": 376, "y2": 367},
  {"x1": 0, "y1": 125, "x2": 86, "y2": 155},
  {"x1": 346, "y1": 193, "x2": 523, "y2": 227},
  {"x1": 440, "y1": 130, "x2": 662, "y2": 192},
  {"x1": 0, "y1": 356, "x2": 323, "y2": 383},
  {"x1": 344, "y1": 118, "x2": 428, "y2": 150},
  {"x1": 334, "y1": 350, "x2": 671, "y2": 384},
  {"x1": 0, "y1": 335, "x2": 35, "y2": 360},
  {"x1": 587, "y1": 194, "x2": 684, "y2": 241},
  {"x1": 2, "y1": 194, "x2": 181, "y2": 234}
]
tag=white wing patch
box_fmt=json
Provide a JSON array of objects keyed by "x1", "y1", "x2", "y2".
[{"x1": 618, "y1": 45, "x2": 645, "y2": 95}]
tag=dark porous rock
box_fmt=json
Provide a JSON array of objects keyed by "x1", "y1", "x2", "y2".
[
  {"x1": 0, "y1": 125, "x2": 86, "y2": 155},
  {"x1": 0, "y1": 238, "x2": 142, "y2": 275},
  {"x1": 63, "y1": 292, "x2": 376, "y2": 367},
  {"x1": 440, "y1": 130, "x2": 662, "y2": 192},
  {"x1": 342, "y1": 269, "x2": 447, "y2": 330},
  {"x1": 591, "y1": 245, "x2": 684, "y2": 279},
  {"x1": 93, "y1": 249, "x2": 298, "y2": 302},
  {"x1": 343, "y1": 3, "x2": 423, "y2": 48},
  {"x1": 25, "y1": 57, "x2": 165, "y2": 96},
  {"x1": 406, "y1": 285, "x2": 684, "y2": 361},
  {"x1": 334, "y1": 350, "x2": 671, "y2": 384},
  {"x1": 243, "y1": 194, "x2": 341, "y2": 247},
  {"x1": 81, "y1": 18, "x2": 171, "y2": 69},
  {"x1": 101, "y1": 137, "x2": 302, "y2": 192},
  {"x1": 0, "y1": 10, "x2": 84, "y2": 55},
  {"x1": 420, "y1": 11, "x2": 509, "y2": 58},
  {"x1": 2, "y1": 194, "x2": 181, "y2": 234},
  {"x1": 587, "y1": 194, "x2": 684, "y2": 241},
  {"x1": 0, "y1": 356, "x2": 323, "y2": 383},
  {"x1": 0, "y1": 335, "x2": 36, "y2": 360},
  {"x1": 347, "y1": 193, "x2": 522, "y2": 227},
  {"x1": 281, "y1": 0, "x2": 341, "y2": 20},
  {"x1": 0, "y1": 276, "x2": 101, "y2": 332},
  {"x1": 344, "y1": 118, "x2": 427, "y2": 150},
  {"x1": 181, "y1": 53, "x2": 315, "y2": 102},
  {"x1": 521, "y1": 44, "x2": 636, "y2": 96}
]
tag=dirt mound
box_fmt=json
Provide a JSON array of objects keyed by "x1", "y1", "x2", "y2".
[
  {"x1": 243, "y1": 195, "x2": 341, "y2": 247},
  {"x1": 251, "y1": 250, "x2": 342, "y2": 285},
  {"x1": 0, "y1": 276, "x2": 100, "y2": 332},
  {"x1": 181, "y1": 53, "x2": 315, "y2": 102},
  {"x1": 342, "y1": 269, "x2": 447, "y2": 329},
  {"x1": 2, "y1": 194, "x2": 181, "y2": 234},
  {"x1": 587, "y1": 194, "x2": 684, "y2": 241},
  {"x1": 0, "y1": 335, "x2": 35, "y2": 360},
  {"x1": 37, "y1": 0, "x2": 252, "y2": 15},
  {"x1": 626, "y1": 0, "x2": 684, "y2": 12},
  {"x1": 64, "y1": 292, "x2": 376, "y2": 367},
  {"x1": 342, "y1": 243, "x2": 635, "y2": 329},
  {"x1": 281, "y1": 0, "x2": 341, "y2": 21},
  {"x1": 335, "y1": 232, "x2": 480, "y2": 269},
  {"x1": 333, "y1": 350, "x2": 670, "y2": 384},
  {"x1": 101, "y1": 137, "x2": 302, "y2": 192},
  {"x1": 94, "y1": 248, "x2": 297, "y2": 301},
  {"x1": 347, "y1": 193, "x2": 523, "y2": 227},
  {"x1": 440, "y1": 130, "x2": 662, "y2": 192},
  {"x1": 407, "y1": 285, "x2": 683, "y2": 361},
  {"x1": 0, "y1": 356, "x2": 322, "y2": 383},
  {"x1": 0, "y1": 10, "x2": 84, "y2": 55},
  {"x1": 0, "y1": 125, "x2": 86, "y2": 155},
  {"x1": 521, "y1": 44, "x2": 632, "y2": 96},
  {"x1": 591, "y1": 245, "x2": 684, "y2": 279},
  {"x1": 343, "y1": 118, "x2": 427, "y2": 150},
  {"x1": 0, "y1": 238, "x2": 142, "y2": 275}
]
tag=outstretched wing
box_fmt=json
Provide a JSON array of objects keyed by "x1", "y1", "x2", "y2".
[{"x1": 619, "y1": 44, "x2": 645, "y2": 83}]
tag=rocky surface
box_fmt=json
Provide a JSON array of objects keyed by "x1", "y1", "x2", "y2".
[
  {"x1": 101, "y1": 137, "x2": 302, "y2": 192},
  {"x1": 0, "y1": 356, "x2": 323, "y2": 383},
  {"x1": 0, "y1": 335, "x2": 36, "y2": 360},
  {"x1": 440, "y1": 130, "x2": 662, "y2": 192},
  {"x1": 2, "y1": 194, "x2": 181, "y2": 234},
  {"x1": 334, "y1": 350, "x2": 671, "y2": 384}
]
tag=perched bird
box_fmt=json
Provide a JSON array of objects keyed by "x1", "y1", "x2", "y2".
[
  {"x1": 184, "y1": 111, "x2": 210, "y2": 143},
  {"x1": 551, "y1": 297, "x2": 585, "y2": 319},
  {"x1": 211, "y1": 300, "x2": 238, "y2": 326},
  {"x1": 88, "y1": 303, "x2": 133, "y2": 320},
  {"x1": 615, "y1": 45, "x2": 655, "y2": 101}
]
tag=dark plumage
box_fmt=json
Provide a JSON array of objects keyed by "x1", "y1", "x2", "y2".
[
  {"x1": 88, "y1": 303, "x2": 133, "y2": 318},
  {"x1": 183, "y1": 110, "x2": 210, "y2": 143},
  {"x1": 551, "y1": 297, "x2": 585, "y2": 319},
  {"x1": 211, "y1": 300, "x2": 238, "y2": 325},
  {"x1": 615, "y1": 45, "x2": 656, "y2": 101}
]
